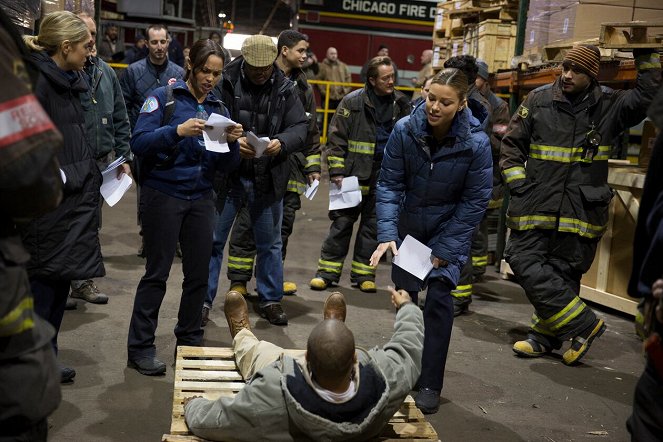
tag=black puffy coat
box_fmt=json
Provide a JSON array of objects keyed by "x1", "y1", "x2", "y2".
[{"x1": 21, "y1": 51, "x2": 105, "y2": 281}]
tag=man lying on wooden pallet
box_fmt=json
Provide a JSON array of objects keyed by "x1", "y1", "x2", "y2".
[{"x1": 183, "y1": 289, "x2": 423, "y2": 441}]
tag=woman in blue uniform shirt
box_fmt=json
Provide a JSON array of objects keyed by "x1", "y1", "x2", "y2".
[
  {"x1": 127, "y1": 38, "x2": 242, "y2": 375},
  {"x1": 370, "y1": 68, "x2": 492, "y2": 414}
]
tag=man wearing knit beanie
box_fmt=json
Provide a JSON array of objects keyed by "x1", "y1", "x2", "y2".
[{"x1": 500, "y1": 44, "x2": 661, "y2": 366}]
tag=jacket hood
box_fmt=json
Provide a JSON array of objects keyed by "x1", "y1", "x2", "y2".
[
  {"x1": 29, "y1": 51, "x2": 88, "y2": 93},
  {"x1": 281, "y1": 353, "x2": 392, "y2": 440},
  {"x1": 407, "y1": 99, "x2": 482, "y2": 144}
]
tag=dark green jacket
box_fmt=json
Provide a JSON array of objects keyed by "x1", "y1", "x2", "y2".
[{"x1": 81, "y1": 57, "x2": 131, "y2": 163}]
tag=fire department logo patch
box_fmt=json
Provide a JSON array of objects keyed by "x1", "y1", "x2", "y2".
[
  {"x1": 140, "y1": 96, "x2": 159, "y2": 113},
  {"x1": 517, "y1": 105, "x2": 529, "y2": 119},
  {"x1": 338, "y1": 107, "x2": 350, "y2": 118}
]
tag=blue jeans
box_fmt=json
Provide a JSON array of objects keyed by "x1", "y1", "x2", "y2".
[{"x1": 206, "y1": 178, "x2": 284, "y2": 307}]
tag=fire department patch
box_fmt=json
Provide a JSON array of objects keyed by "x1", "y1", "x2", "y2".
[
  {"x1": 140, "y1": 96, "x2": 159, "y2": 113},
  {"x1": 517, "y1": 105, "x2": 529, "y2": 119},
  {"x1": 338, "y1": 107, "x2": 350, "y2": 118}
]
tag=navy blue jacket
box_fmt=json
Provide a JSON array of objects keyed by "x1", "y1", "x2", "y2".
[
  {"x1": 131, "y1": 80, "x2": 240, "y2": 200},
  {"x1": 376, "y1": 102, "x2": 492, "y2": 288}
]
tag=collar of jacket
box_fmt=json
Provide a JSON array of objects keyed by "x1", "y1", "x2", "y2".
[
  {"x1": 170, "y1": 79, "x2": 223, "y2": 106},
  {"x1": 552, "y1": 76, "x2": 601, "y2": 110},
  {"x1": 29, "y1": 51, "x2": 88, "y2": 93},
  {"x1": 407, "y1": 101, "x2": 476, "y2": 146}
]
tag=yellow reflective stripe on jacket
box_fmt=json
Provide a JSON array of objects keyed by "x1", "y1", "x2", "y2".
[
  {"x1": 305, "y1": 154, "x2": 321, "y2": 168},
  {"x1": 451, "y1": 284, "x2": 472, "y2": 298},
  {"x1": 487, "y1": 198, "x2": 503, "y2": 210},
  {"x1": 536, "y1": 296, "x2": 587, "y2": 331},
  {"x1": 227, "y1": 256, "x2": 254, "y2": 270},
  {"x1": 351, "y1": 260, "x2": 376, "y2": 276},
  {"x1": 472, "y1": 256, "x2": 488, "y2": 267},
  {"x1": 530, "y1": 144, "x2": 610, "y2": 163},
  {"x1": 558, "y1": 217, "x2": 606, "y2": 239},
  {"x1": 503, "y1": 166, "x2": 526, "y2": 183},
  {"x1": 359, "y1": 185, "x2": 370, "y2": 195},
  {"x1": 327, "y1": 155, "x2": 345, "y2": 169},
  {"x1": 318, "y1": 259, "x2": 343, "y2": 274},
  {"x1": 507, "y1": 215, "x2": 557, "y2": 230},
  {"x1": 0, "y1": 297, "x2": 35, "y2": 337},
  {"x1": 348, "y1": 140, "x2": 375, "y2": 155},
  {"x1": 287, "y1": 180, "x2": 306, "y2": 194}
]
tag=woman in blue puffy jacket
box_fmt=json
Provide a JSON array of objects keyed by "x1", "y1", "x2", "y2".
[
  {"x1": 370, "y1": 68, "x2": 492, "y2": 414},
  {"x1": 127, "y1": 39, "x2": 242, "y2": 376}
]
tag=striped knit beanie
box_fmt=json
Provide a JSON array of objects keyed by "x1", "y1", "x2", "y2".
[{"x1": 563, "y1": 45, "x2": 600, "y2": 79}]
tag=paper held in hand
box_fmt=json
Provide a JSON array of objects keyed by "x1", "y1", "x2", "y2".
[
  {"x1": 305, "y1": 179, "x2": 319, "y2": 200},
  {"x1": 100, "y1": 156, "x2": 132, "y2": 207},
  {"x1": 202, "y1": 113, "x2": 238, "y2": 153},
  {"x1": 329, "y1": 176, "x2": 362, "y2": 210},
  {"x1": 393, "y1": 235, "x2": 434, "y2": 281},
  {"x1": 246, "y1": 131, "x2": 270, "y2": 158}
]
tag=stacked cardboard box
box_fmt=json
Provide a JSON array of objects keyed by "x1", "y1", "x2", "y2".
[
  {"x1": 432, "y1": 0, "x2": 519, "y2": 72},
  {"x1": 524, "y1": 0, "x2": 663, "y2": 58}
]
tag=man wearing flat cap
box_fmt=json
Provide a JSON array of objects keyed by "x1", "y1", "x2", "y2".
[
  {"x1": 209, "y1": 35, "x2": 308, "y2": 326},
  {"x1": 501, "y1": 45, "x2": 661, "y2": 365}
]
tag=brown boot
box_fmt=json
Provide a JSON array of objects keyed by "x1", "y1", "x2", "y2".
[
  {"x1": 224, "y1": 291, "x2": 251, "y2": 338},
  {"x1": 323, "y1": 292, "x2": 347, "y2": 322}
]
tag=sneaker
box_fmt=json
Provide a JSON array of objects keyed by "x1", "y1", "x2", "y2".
[
  {"x1": 127, "y1": 357, "x2": 166, "y2": 376},
  {"x1": 260, "y1": 303, "x2": 288, "y2": 326},
  {"x1": 70, "y1": 280, "x2": 109, "y2": 304},
  {"x1": 60, "y1": 366, "x2": 76, "y2": 384},
  {"x1": 512, "y1": 338, "x2": 551, "y2": 358},
  {"x1": 562, "y1": 319, "x2": 606, "y2": 366},
  {"x1": 283, "y1": 281, "x2": 297, "y2": 295},
  {"x1": 224, "y1": 291, "x2": 251, "y2": 337},
  {"x1": 201, "y1": 306, "x2": 210, "y2": 327},
  {"x1": 310, "y1": 277, "x2": 329, "y2": 291},
  {"x1": 415, "y1": 388, "x2": 441, "y2": 414},
  {"x1": 323, "y1": 292, "x2": 346, "y2": 321},
  {"x1": 358, "y1": 281, "x2": 376, "y2": 293},
  {"x1": 229, "y1": 281, "x2": 248, "y2": 296},
  {"x1": 65, "y1": 297, "x2": 78, "y2": 310}
]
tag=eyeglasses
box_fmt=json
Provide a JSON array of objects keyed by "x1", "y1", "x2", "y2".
[{"x1": 244, "y1": 63, "x2": 273, "y2": 75}]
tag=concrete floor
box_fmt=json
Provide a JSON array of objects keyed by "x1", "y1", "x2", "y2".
[{"x1": 50, "y1": 182, "x2": 644, "y2": 442}]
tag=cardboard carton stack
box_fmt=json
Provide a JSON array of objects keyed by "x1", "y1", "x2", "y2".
[
  {"x1": 524, "y1": 0, "x2": 663, "y2": 59},
  {"x1": 432, "y1": 0, "x2": 519, "y2": 73}
]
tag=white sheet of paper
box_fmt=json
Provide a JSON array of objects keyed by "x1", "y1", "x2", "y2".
[
  {"x1": 329, "y1": 176, "x2": 362, "y2": 210},
  {"x1": 393, "y1": 235, "x2": 434, "y2": 281},
  {"x1": 246, "y1": 131, "x2": 270, "y2": 159},
  {"x1": 304, "y1": 179, "x2": 319, "y2": 200},
  {"x1": 202, "y1": 113, "x2": 237, "y2": 153},
  {"x1": 100, "y1": 171, "x2": 133, "y2": 207}
]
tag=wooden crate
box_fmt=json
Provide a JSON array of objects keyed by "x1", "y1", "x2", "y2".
[
  {"x1": 599, "y1": 21, "x2": 663, "y2": 49},
  {"x1": 476, "y1": 19, "x2": 517, "y2": 72},
  {"x1": 164, "y1": 346, "x2": 439, "y2": 441}
]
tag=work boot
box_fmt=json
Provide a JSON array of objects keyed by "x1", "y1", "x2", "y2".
[
  {"x1": 453, "y1": 299, "x2": 470, "y2": 317},
  {"x1": 358, "y1": 281, "x2": 376, "y2": 293},
  {"x1": 224, "y1": 291, "x2": 251, "y2": 337},
  {"x1": 229, "y1": 281, "x2": 248, "y2": 296},
  {"x1": 283, "y1": 281, "x2": 297, "y2": 295},
  {"x1": 70, "y1": 280, "x2": 109, "y2": 304},
  {"x1": 512, "y1": 338, "x2": 551, "y2": 358},
  {"x1": 259, "y1": 302, "x2": 288, "y2": 326},
  {"x1": 323, "y1": 292, "x2": 347, "y2": 321},
  {"x1": 310, "y1": 277, "x2": 329, "y2": 291},
  {"x1": 563, "y1": 319, "x2": 606, "y2": 366},
  {"x1": 201, "y1": 305, "x2": 210, "y2": 327},
  {"x1": 127, "y1": 357, "x2": 167, "y2": 376},
  {"x1": 415, "y1": 388, "x2": 441, "y2": 414},
  {"x1": 65, "y1": 297, "x2": 77, "y2": 310}
]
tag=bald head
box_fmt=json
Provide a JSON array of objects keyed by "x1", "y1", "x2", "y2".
[
  {"x1": 326, "y1": 47, "x2": 338, "y2": 62},
  {"x1": 306, "y1": 319, "x2": 355, "y2": 390},
  {"x1": 421, "y1": 49, "x2": 433, "y2": 64}
]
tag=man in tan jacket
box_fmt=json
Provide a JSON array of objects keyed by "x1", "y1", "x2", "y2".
[{"x1": 317, "y1": 47, "x2": 352, "y2": 127}]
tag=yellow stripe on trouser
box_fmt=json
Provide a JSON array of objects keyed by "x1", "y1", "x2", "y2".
[
  {"x1": 0, "y1": 297, "x2": 35, "y2": 337},
  {"x1": 472, "y1": 256, "x2": 488, "y2": 267},
  {"x1": 531, "y1": 296, "x2": 587, "y2": 335},
  {"x1": 318, "y1": 259, "x2": 342, "y2": 274},
  {"x1": 348, "y1": 140, "x2": 375, "y2": 155},
  {"x1": 529, "y1": 144, "x2": 610, "y2": 163},
  {"x1": 228, "y1": 256, "x2": 254, "y2": 271},
  {"x1": 351, "y1": 260, "x2": 376, "y2": 276},
  {"x1": 451, "y1": 284, "x2": 472, "y2": 298},
  {"x1": 287, "y1": 180, "x2": 306, "y2": 194}
]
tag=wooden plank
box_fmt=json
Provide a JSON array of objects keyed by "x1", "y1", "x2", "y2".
[
  {"x1": 380, "y1": 422, "x2": 439, "y2": 439},
  {"x1": 177, "y1": 359, "x2": 238, "y2": 370},
  {"x1": 175, "y1": 370, "x2": 244, "y2": 382},
  {"x1": 599, "y1": 22, "x2": 663, "y2": 49},
  {"x1": 175, "y1": 380, "x2": 246, "y2": 391},
  {"x1": 174, "y1": 391, "x2": 236, "y2": 402},
  {"x1": 177, "y1": 346, "x2": 235, "y2": 359},
  {"x1": 580, "y1": 285, "x2": 638, "y2": 316}
]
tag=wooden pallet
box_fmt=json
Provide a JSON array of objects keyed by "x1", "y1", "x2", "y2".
[
  {"x1": 599, "y1": 22, "x2": 663, "y2": 49},
  {"x1": 164, "y1": 346, "x2": 439, "y2": 441}
]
